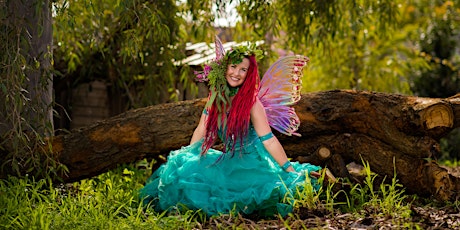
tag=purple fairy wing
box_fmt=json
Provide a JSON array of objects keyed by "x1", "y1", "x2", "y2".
[
  {"x1": 214, "y1": 35, "x2": 225, "y2": 60},
  {"x1": 258, "y1": 55, "x2": 310, "y2": 136}
]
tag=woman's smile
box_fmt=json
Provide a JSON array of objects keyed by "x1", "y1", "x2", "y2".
[{"x1": 226, "y1": 58, "x2": 250, "y2": 87}]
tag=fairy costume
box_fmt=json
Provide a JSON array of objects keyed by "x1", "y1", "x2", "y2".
[{"x1": 139, "y1": 37, "x2": 321, "y2": 217}]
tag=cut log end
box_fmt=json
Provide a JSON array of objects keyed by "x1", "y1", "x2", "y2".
[
  {"x1": 318, "y1": 147, "x2": 331, "y2": 159},
  {"x1": 296, "y1": 146, "x2": 331, "y2": 166},
  {"x1": 421, "y1": 104, "x2": 453, "y2": 129}
]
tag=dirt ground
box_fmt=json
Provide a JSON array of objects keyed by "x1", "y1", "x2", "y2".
[{"x1": 200, "y1": 203, "x2": 459, "y2": 229}]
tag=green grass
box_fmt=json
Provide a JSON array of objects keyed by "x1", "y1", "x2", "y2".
[
  {"x1": 0, "y1": 159, "x2": 205, "y2": 229},
  {"x1": 440, "y1": 158, "x2": 460, "y2": 167},
  {"x1": 0, "y1": 159, "x2": 454, "y2": 229}
]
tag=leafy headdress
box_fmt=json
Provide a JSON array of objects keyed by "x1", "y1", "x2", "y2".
[{"x1": 195, "y1": 37, "x2": 263, "y2": 113}]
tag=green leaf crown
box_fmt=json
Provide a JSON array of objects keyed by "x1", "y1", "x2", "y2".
[{"x1": 195, "y1": 42, "x2": 264, "y2": 84}]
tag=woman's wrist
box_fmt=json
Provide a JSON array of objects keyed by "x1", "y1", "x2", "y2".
[{"x1": 281, "y1": 161, "x2": 292, "y2": 171}]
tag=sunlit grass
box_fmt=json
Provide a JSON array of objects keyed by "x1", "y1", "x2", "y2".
[
  {"x1": 439, "y1": 158, "x2": 460, "y2": 167},
  {"x1": 0, "y1": 158, "x2": 448, "y2": 229},
  {"x1": 0, "y1": 160, "x2": 204, "y2": 229}
]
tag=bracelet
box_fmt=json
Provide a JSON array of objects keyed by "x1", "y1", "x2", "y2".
[
  {"x1": 281, "y1": 161, "x2": 292, "y2": 171},
  {"x1": 259, "y1": 132, "x2": 274, "y2": 142}
]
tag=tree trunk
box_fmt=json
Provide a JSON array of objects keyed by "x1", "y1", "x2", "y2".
[
  {"x1": 1, "y1": 0, "x2": 53, "y2": 135},
  {"x1": 3, "y1": 90, "x2": 460, "y2": 201},
  {"x1": 4, "y1": 0, "x2": 54, "y2": 135},
  {"x1": 0, "y1": 0, "x2": 55, "y2": 177}
]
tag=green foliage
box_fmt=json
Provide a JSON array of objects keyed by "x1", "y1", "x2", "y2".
[
  {"x1": 439, "y1": 154, "x2": 460, "y2": 167},
  {"x1": 0, "y1": 160, "x2": 204, "y2": 229},
  {"x1": 409, "y1": 1, "x2": 460, "y2": 98},
  {"x1": 0, "y1": 0, "x2": 65, "y2": 177},
  {"x1": 53, "y1": 0, "x2": 192, "y2": 107},
  {"x1": 364, "y1": 160, "x2": 410, "y2": 218},
  {"x1": 231, "y1": 0, "x2": 430, "y2": 94},
  {"x1": 440, "y1": 128, "x2": 460, "y2": 161},
  {"x1": 335, "y1": 159, "x2": 413, "y2": 228},
  {"x1": 292, "y1": 164, "x2": 411, "y2": 226},
  {"x1": 291, "y1": 176, "x2": 321, "y2": 210},
  {"x1": 215, "y1": 0, "x2": 460, "y2": 96},
  {"x1": 299, "y1": 1, "x2": 431, "y2": 93},
  {"x1": 406, "y1": 1, "x2": 460, "y2": 160},
  {"x1": 226, "y1": 43, "x2": 264, "y2": 64},
  {"x1": 52, "y1": 0, "x2": 453, "y2": 107},
  {"x1": 305, "y1": 23, "x2": 425, "y2": 93},
  {"x1": 289, "y1": 169, "x2": 344, "y2": 212},
  {"x1": 283, "y1": 161, "x2": 413, "y2": 226}
]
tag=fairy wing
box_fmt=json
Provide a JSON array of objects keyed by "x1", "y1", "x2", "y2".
[
  {"x1": 258, "y1": 55, "x2": 310, "y2": 136},
  {"x1": 214, "y1": 35, "x2": 225, "y2": 60}
]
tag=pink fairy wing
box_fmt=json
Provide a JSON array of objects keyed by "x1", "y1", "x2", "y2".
[
  {"x1": 214, "y1": 35, "x2": 225, "y2": 60},
  {"x1": 258, "y1": 55, "x2": 310, "y2": 136}
]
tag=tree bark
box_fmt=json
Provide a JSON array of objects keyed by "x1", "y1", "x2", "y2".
[
  {"x1": 1, "y1": 0, "x2": 53, "y2": 135},
  {"x1": 3, "y1": 90, "x2": 460, "y2": 201},
  {"x1": 49, "y1": 99, "x2": 207, "y2": 181},
  {"x1": 8, "y1": 0, "x2": 54, "y2": 134}
]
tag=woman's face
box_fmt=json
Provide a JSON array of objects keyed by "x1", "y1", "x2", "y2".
[{"x1": 226, "y1": 57, "x2": 250, "y2": 88}]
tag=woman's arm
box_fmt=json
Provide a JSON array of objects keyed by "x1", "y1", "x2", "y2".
[
  {"x1": 190, "y1": 112, "x2": 207, "y2": 145},
  {"x1": 251, "y1": 98, "x2": 295, "y2": 172}
]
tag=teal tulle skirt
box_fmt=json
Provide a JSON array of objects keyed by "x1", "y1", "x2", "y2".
[{"x1": 139, "y1": 134, "x2": 321, "y2": 217}]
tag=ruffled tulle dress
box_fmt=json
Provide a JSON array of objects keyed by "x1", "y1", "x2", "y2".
[{"x1": 139, "y1": 125, "x2": 321, "y2": 217}]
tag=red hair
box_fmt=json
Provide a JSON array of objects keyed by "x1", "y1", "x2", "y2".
[{"x1": 201, "y1": 56, "x2": 260, "y2": 156}]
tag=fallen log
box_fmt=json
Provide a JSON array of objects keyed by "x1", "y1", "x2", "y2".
[
  {"x1": 50, "y1": 99, "x2": 207, "y2": 181},
  {"x1": 290, "y1": 90, "x2": 456, "y2": 158},
  {"x1": 1, "y1": 90, "x2": 459, "y2": 201},
  {"x1": 291, "y1": 133, "x2": 456, "y2": 200}
]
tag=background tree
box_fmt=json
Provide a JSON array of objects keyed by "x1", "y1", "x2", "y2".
[
  {"x1": 232, "y1": 0, "x2": 430, "y2": 93},
  {"x1": 53, "y1": 0, "x2": 187, "y2": 108},
  {"x1": 0, "y1": 0, "x2": 59, "y2": 176},
  {"x1": 407, "y1": 1, "x2": 460, "y2": 160},
  {"x1": 409, "y1": 1, "x2": 460, "y2": 98}
]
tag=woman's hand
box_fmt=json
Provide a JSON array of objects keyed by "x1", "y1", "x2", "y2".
[
  {"x1": 285, "y1": 165, "x2": 296, "y2": 172},
  {"x1": 310, "y1": 171, "x2": 321, "y2": 178},
  {"x1": 309, "y1": 169, "x2": 337, "y2": 183}
]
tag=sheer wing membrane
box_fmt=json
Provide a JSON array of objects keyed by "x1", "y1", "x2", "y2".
[
  {"x1": 258, "y1": 55, "x2": 310, "y2": 136},
  {"x1": 215, "y1": 35, "x2": 225, "y2": 60}
]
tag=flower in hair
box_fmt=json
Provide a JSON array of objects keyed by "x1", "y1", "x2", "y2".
[{"x1": 194, "y1": 65, "x2": 211, "y2": 82}]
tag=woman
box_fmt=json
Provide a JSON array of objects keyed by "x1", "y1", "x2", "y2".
[{"x1": 139, "y1": 39, "x2": 325, "y2": 217}]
